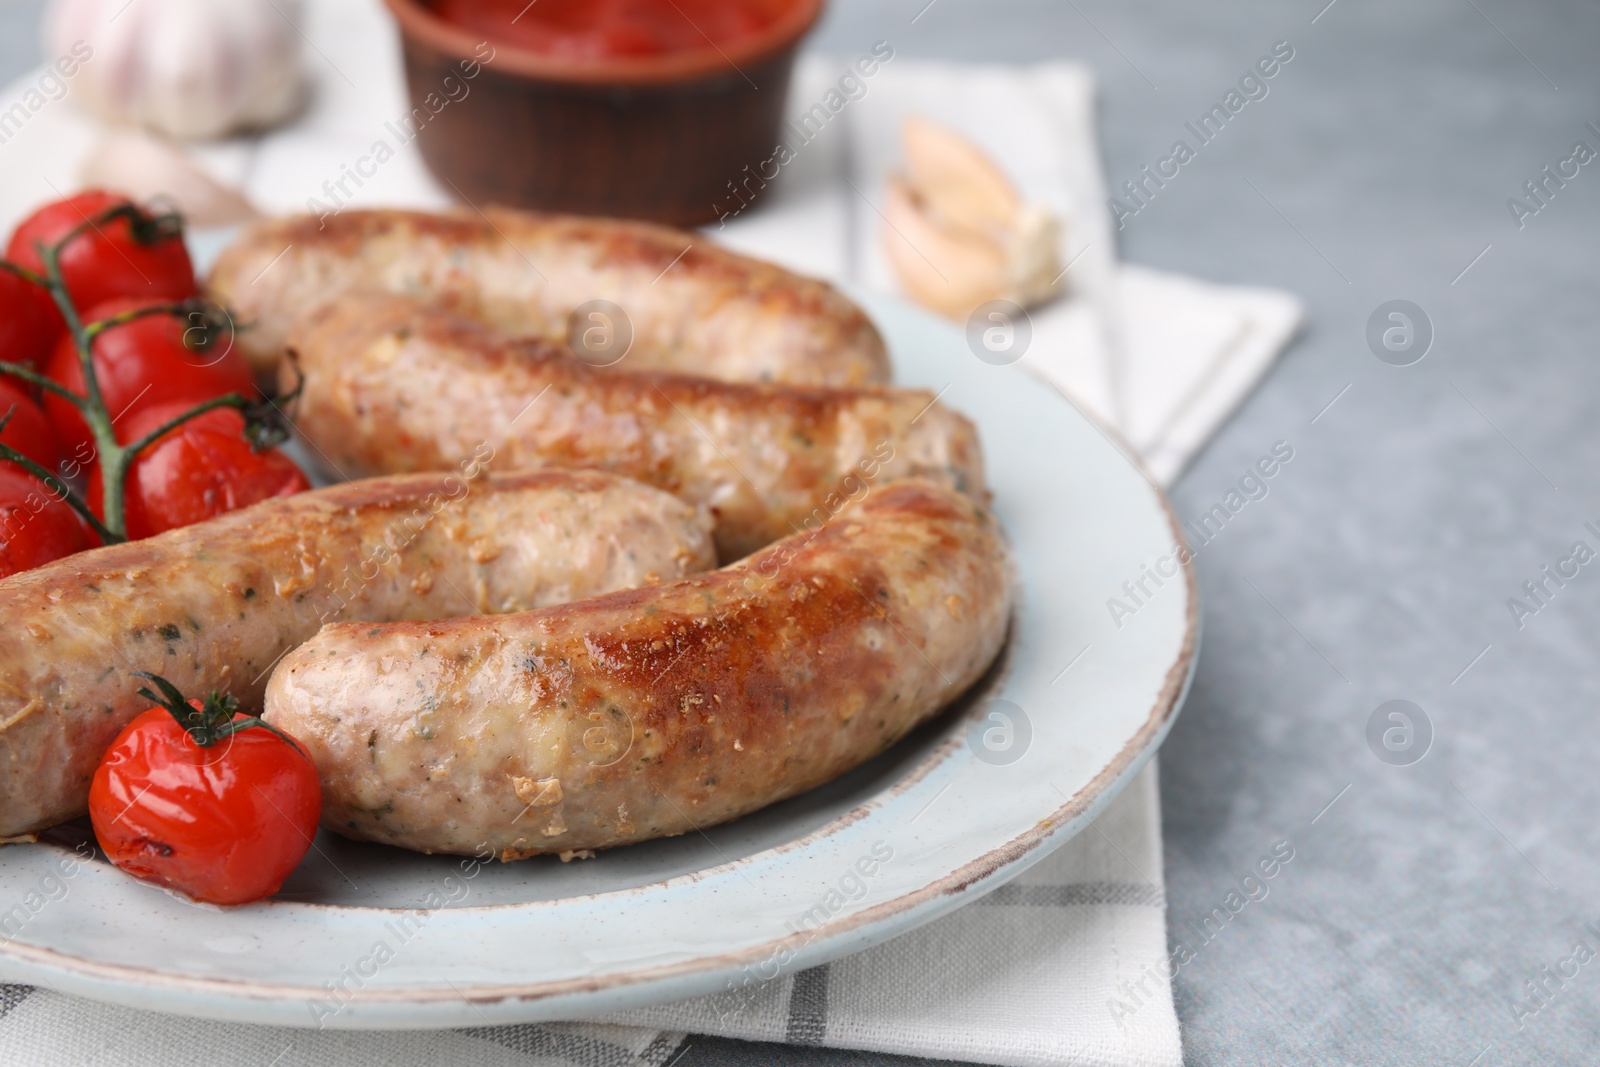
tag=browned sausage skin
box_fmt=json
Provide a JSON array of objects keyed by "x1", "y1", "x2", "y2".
[
  {"x1": 207, "y1": 208, "x2": 889, "y2": 388},
  {"x1": 0, "y1": 470, "x2": 716, "y2": 839},
  {"x1": 265, "y1": 480, "x2": 1012, "y2": 859},
  {"x1": 287, "y1": 293, "x2": 985, "y2": 560}
]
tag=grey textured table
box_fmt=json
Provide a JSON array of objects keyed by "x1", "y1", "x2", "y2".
[{"x1": 4, "y1": 1, "x2": 1598, "y2": 1063}]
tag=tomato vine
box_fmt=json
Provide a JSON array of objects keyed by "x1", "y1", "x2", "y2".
[{"x1": 0, "y1": 204, "x2": 295, "y2": 544}]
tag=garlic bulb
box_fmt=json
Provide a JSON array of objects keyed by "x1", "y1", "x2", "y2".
[
  {"x1": 882, "y1": 117, "x2": 1066, "y2": 320},
  {"x1": 45, "y1": 0, "x2": 307, "y2": 141}
]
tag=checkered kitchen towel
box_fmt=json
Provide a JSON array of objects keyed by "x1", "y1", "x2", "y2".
[
  {"x1": 0, "y1": 766, "x2": 1173, "y2": 1067},
  {"x1": 0, "y1": 0, "x2": 1305, "y2": 1063}
]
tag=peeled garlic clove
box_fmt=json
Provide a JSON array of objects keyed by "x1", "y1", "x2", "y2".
[
  {"x1": 903, "y1": 116, "x2": 1022, "y2": 237},
  {"x1": 80, "y1": 130, "x2": 260, "y2": 229},
  {"x1": 1008, "y1": 203, "x2": 1065, "y2": 308},
  {"x1": 884, "y1": 117, "x2": 1069, "y2": 319},
  {"x1": 883, "y1": 175, "x2": 1009, "y2": 319}
]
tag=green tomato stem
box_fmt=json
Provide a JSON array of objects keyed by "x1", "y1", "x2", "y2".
[
  {"x1": 81, "y1": 301, "x2": 191, "y2": 340},
  {"x1": 0, "y1": 259, "x2": 47, "y2": 288},
  {"x1": 132, "y1": 670, "x2": 305, "y2": 755},
  {"x1": 121, "y1": 393, "x2": 250, "y2": 460},
  {"x1": 31, "y1": 220, "x2": 128, "y2": 538},
  {"x1": 0, "y1": 359, "x2": 88, "y2": 407},
  {"x1": 0, "y1": 436, "x2": 117, "y2": 544}
]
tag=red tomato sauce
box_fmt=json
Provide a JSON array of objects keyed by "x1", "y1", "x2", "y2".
[{"x1": 430, "y1": 0, "x2": 795, "y2": 59}]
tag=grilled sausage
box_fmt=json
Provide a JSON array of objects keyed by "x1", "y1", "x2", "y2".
[
  {"x1": 287, "y1": 293, "x2": 985, "y2": 560},
  {"x1": 0, "y1": 470, "x2": 716, "y2": 839},
  {"x1": 264, "y1": 480, "x2": 1012, "y2": 859},
  {"x1": 207, "y1": 208, "x2": 889, "y2": 388}
]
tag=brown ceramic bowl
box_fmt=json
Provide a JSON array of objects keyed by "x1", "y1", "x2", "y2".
[{"x1": 382, "y1": 0, "x2": 825, "y2": 226}]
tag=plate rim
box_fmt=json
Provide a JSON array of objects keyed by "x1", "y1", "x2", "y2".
[{"x1": 0, "y1": 321, "x2": 1199, "y2": 1025}]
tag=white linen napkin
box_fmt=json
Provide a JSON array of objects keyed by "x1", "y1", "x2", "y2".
[
  {"x1": 0, "y1": 771, "x2": 1174, "y2": 1067},
  {"x1": 709, "y1": 58, "x2": 1304, "y2": 486},
  {"x1": 0, "y1": 4, "x2": 1302, "y2": 1064}
]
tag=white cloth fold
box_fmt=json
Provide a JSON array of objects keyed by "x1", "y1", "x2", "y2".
[
  {"x1": 0, "y1": 4, "x2": 1303, "y2": 1064},
  {"x1": 709, "y1": 57, "x2": 1303, "y2": 487}
]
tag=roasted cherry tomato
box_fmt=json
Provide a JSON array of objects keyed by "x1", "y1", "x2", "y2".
[
  {"x1": 0, "y1": 377, "x2": 60, "y2": 470},
  {"x1": 0, "y1": 465, "x2": 91, "y2": 578},
  {"x1": 0, "y1": 265, "x2": 63, "y2": 369},
  {"x1": 44, "y1": 297, "x2": 256, "y2": 459},
  {"x1": 89, "y1": 674, "x2": 322, "y2": 906},
  {"x1": 6, "y1": 190, "x2": 196, "y2": 313},
  {"x1": 86, "y1": 402, "x2": 309, "y2": 540}
]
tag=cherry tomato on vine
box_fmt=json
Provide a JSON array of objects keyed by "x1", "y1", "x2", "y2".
[
  {"x1": 86, "y1": 402, "x2": 309, "y2": 540},
  {"x1": 0, "y1": 465, "x2": 91, "y2": 579},
  {"x1": 43, "y1": 297, "x2": 256, "y2": 459},
  {"x1": 0, "y1": 378, "x2": 60, "y2": 470},
  {"x1": 0, "y1": 266, "x2": 62, "y2": 369},
  {"x1": 89, "y1": 673, "x2": 322, "y2": 906},
  {"x1": 5, "y1": 190, "x2": 196, "y2": 313}
]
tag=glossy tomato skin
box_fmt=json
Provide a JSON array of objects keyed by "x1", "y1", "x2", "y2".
[
  {"x1": 5, "y1": 190, "x2": 196, "y2": 312},
  {"x1": 86, "y1": 403, "x2": 310, "y2": 540},
  {"x1": 0, "y1": 377, "x2": 60, "y2": 470},
  {"x1": 44, "y1": 297, "x2": 256, "y2": 459},
  {"x1": 89, "y1": 706, "x2": 322, "y2": 906},
  {"x1": 0, "y1": 265, "x2": 63, "y2": 369},
  {"x1": 0, "y1": 465, "x2": 91, "y2": 578}
]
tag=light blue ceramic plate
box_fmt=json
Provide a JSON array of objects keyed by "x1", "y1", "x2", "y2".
[{"x1": 0, "y1": 290, "x2": 1197, "y2": 1029}]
